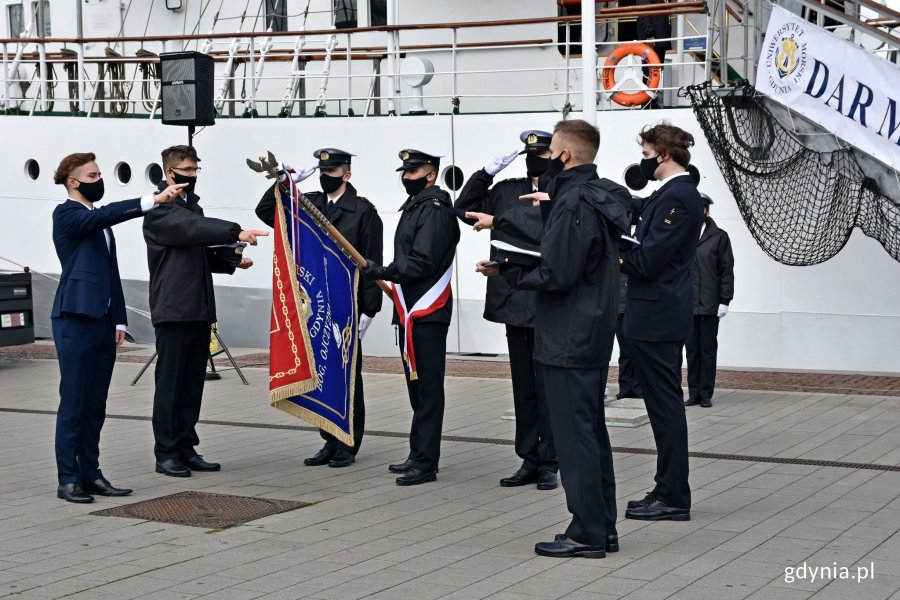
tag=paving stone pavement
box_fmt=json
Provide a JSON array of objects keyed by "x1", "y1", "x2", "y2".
[{"x1": 0, "y1": 356, "x2": 898, "y2": 600}]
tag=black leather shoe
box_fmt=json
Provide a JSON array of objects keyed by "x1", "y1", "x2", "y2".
[
  {"x1": 500, "y1": 467, "x2": 538, "y2": 487},
  {"x1": 536, "y1": 535, "x2": 605, "y2": 558},
  {"x1": 700, "y1": 398, "x2": 713, "y2": 408},
  {"x1": 616, "y1": 392, "x2": 641, "y2": 400},
  {"x1": 155, "y1": 458, "x2": 191, "y2": 477},
  {"x1": 396, "y1": 467, "x2": 437, "y2": 486},
  {"x1": 328, "y1": 449, "x2": 355, "y2": 468},
  {"x1": 626, "y1": 499, "x2": 690, "y2": 521},
  {"x1": 555, "y1": 533, "x2": 618, "y2": 553},
  {"x1": 57, "y1": 483, "x2": 93, "y2": 504},
  {"x1": 684, "y1": 397, "x2": 698, "y2": 407},
  {"x1": 388, "y1": 457, "x2": 412, "y2": 473},
  {"x1": 183, "y1": 455, "x2": 221, "y2": 471},
  {"x1": 305, "y1": 446, "x2": 337, "y2": 466},
  {"x1": 83, "y1": 476, "x2": 132, "y2": 497},
  {"x1": 537, "y1": 471, "x2": 558, "y2": 490},
  {"x1": 627, "y1": 491, "x2": 655, "y2": 509}
]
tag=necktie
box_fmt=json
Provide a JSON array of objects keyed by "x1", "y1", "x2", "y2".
[{"x1": 325, "y1": 200, "x2": 336, "y2": 219}]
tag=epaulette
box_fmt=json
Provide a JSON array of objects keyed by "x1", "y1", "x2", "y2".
[
  {"x1": 497, "y1": 177, "x2": 528, "y2": 187},
  {"x1": 356, "y1": 196, "x2": 377, "y2": 212}
]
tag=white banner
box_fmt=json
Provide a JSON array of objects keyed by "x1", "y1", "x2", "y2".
[{"x1": 756, "y1": 5, "x2": 900, "y2": 170}]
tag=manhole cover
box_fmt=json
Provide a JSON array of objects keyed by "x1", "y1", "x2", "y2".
[{"x1": 91, "y1": 491, "x2": 309, "y2": 529}]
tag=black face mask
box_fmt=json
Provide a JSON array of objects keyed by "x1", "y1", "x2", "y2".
[
  {"x1": 525, "y1": 154, "x2": 549, "y2": 178},
  {"x1": 640, "y1": 156, "x2": 660, "y2": 181},
  {"x1": 171, "y1": 171, "x2": 197, "y2": 196},
  {"x1": 402, "y1": 175, "x2": 429, "y2": 197},
  {"x1": 545, "y1": 153, "x2": 565, "y2": 179},
  {"x1": 320, "y1": 173, "x2": 344, "y2": 195},
  {"x1": 76, "y1": 178, "x2": 105, "y2": 203}
]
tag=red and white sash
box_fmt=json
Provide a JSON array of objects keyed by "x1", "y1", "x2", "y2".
[{"x1": 392, "y1": 265, "x2": 453, "y2": 381}]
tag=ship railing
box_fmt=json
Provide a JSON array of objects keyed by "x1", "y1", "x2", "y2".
[{"x1": 5, "y1": 3, "x2": 867, "y2": 118}]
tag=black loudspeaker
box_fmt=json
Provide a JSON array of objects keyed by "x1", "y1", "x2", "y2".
[{"x1": 159, "y1": 51, "x2": 215, "y2": 126}]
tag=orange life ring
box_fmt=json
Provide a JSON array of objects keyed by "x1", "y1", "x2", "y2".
[{"x1": 600, "y1": 43, "x2": 662, "y2": 107}]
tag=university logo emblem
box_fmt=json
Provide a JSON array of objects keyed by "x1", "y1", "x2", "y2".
[
  {"x1": 776, "y1": 37, "x2": 799, "y2": 79},
  {"x1": 763, "y1": 18, "x2": 807, "y2": 94}
]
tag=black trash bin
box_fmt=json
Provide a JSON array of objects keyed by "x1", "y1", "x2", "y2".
[{"x1": 0, "y1": 271, "x2": 35, "y2": 347}]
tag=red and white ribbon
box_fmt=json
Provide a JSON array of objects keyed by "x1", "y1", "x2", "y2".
[{"x1": 392, "y1": 265, "x2": 453, "y2": 380}]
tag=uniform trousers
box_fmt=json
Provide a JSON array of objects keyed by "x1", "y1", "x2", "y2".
[
  {"x1": 400, "y1": 322, "x2": 448, "y2": 472},
  {"x1": 685, "y1": 315, "x2": 719, "y2": 404},
  {"x1": 506, "y1": 324, "x2": 557, "y2": 474},
  {"x1": 627, "y1": 339, "x2": 691, "y2": 509},
  {"x1": 53, "y1": 313, "x2": 116, "y2": 485},
  {"x1": 152, "y1": 321, "x2": 211, "y2": 461},
  {"x1": 615, "y1": 314, "x2": 643, "y2": 397},
  {"x1": 321, "y1": 345, "x2": 365, "y2": 454},
  {"x1": 538, "y1": 363, "x2": 617, "y2": 546}
]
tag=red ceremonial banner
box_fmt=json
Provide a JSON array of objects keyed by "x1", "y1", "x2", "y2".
[{"x1": 269, "y1": 187, "x2": 318, "y2": 401}]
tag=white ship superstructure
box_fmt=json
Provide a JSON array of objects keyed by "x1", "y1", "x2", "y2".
[{"x1": 0, "y1": 0, "x2": 898, "y2": 373}]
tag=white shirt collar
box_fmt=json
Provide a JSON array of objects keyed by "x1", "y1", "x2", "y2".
[
  {"x1": 328, "y1": 190, "x2": 344, "y2": 203},
  {"x1": 658, "y1": 171, "x2": 691, "y2": 187}
]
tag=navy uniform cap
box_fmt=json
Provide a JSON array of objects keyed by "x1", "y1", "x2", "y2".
[
  {"x1": 313, "y1": 148, "x2": 354, "y2": 169},
  {"x1": 518, "y1": 130, "x2": 553, "y2": 155},
  {"x1": 396, "y1": 149, "x2": 443, "y2": 172},
  {"x1": 699, "y1": 192, "x2": 713, "y2": 205}
]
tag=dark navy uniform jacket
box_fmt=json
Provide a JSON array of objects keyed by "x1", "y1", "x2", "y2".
[
  {"x1": 620, "y1": 174, "x2": 703, "y2": 342},
  {"x1": 454, "y1": 168, "x2": 543, "y2": 328},
  {"x1": 51, "y1": 198, "x2": 143, "y2": 325},
  {"x1": 503, "y1": 165, "x2": 631, "y2": 369},
  {"x1": 381, "y1": 186, "x2": 460, "y2": 326}
]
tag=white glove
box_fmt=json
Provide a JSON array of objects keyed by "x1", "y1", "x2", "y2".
[
  {"x1": 359, "y1": 314, "x2": 374, "y2": 340},
  {"x1": 484, "y1": 150, "x2": 519, "y2": 177},
  {"x1": 717, "y1": 304, "x2": 729, "y2": 319},
  {"x1": 279, "y1": 163, "x2": 317, "y2": 184}
]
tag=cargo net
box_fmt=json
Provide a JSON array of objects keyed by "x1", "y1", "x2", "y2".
[{"x1": 683, "y1": 82, "x2": 900, "y2": 266}]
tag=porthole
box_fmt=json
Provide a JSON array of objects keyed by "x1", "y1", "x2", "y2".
[
  {"x1": 442, "y1": 165, "x2": 464, "y2": 191},
  {"x1": 146, "y1": 163, "x2": 163, "y2": 186},
  {"x1": 25, "y1": 159, "x2": 40, "y2": 180},
  {"x1": 115, "y1": 162, "x2": 132, "y2": 185}
]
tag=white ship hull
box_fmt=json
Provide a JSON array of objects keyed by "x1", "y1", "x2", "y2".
[{"x1": 3, "y1": 109, "x2": 900, "y2": 373}]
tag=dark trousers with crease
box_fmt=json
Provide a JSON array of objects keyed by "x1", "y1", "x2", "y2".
[
  {"x1": 685, "y1": 315, "x2": 719, "y2": 404},
  {"x1": 506, "y1": 324, "x2": 557, "y2": 474},
  {"x1": 627, "y1": 339, "x2": 691, "y2": 509},
  {"x1": 53, "y1": 313, "x2": 116, "y2": 485},
  {"x1": 400, "y1": 322, "x2": 448, "y2": 472},
  {"x1": 321, "y1": 346, "x2": 365, "y2": 454},
  {"x1": 615, "y1": 314, "x2": 643, "y2": 397},
  {"x1": 538, "y1": 363, "x2": 617, "y2": 546},
  {"x1": 152, "y1": 322, "x2": 210, "y2": 462}
]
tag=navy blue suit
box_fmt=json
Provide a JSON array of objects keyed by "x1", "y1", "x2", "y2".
[
  {"x1": 620, "y1": 174, "x2": 703, "y2": 509},
  {"x1": 51, "y1": 198, "x2": 143, "y2": 485}
]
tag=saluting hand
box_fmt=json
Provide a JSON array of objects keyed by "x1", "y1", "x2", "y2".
[
  {"x1": 153, "y1": 183, "x2": 189, "y2": 204},
  {"x1": 465, "y1": 212, "x2": 494, "y2": 232},
  {"x1": 484, "y1": 150, "x2": 519, "y2": 176},
  {"x1": 239, "y1": 230, "x2": 269, "y2": 245}
]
